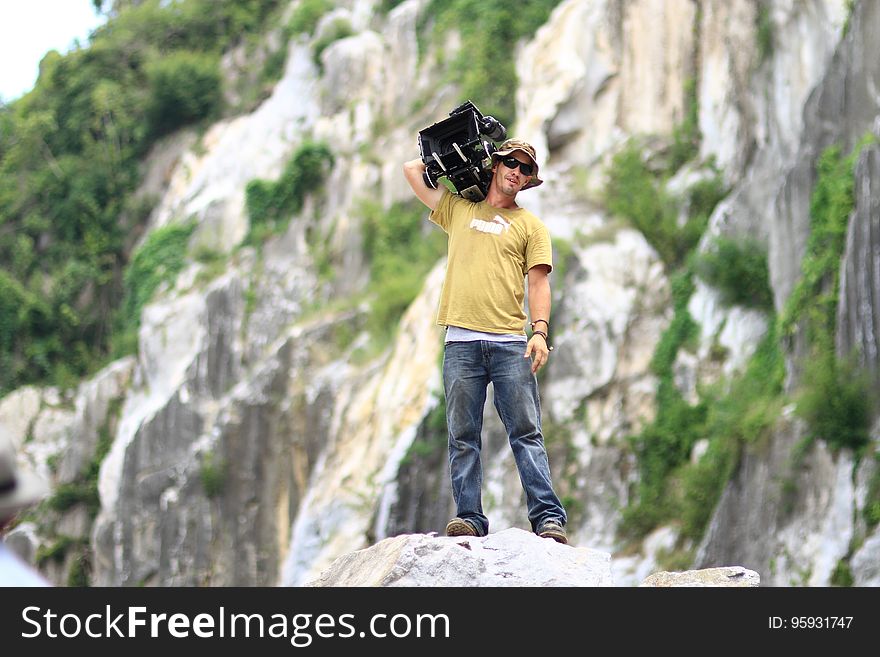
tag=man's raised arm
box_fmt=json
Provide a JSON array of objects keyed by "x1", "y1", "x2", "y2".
[{"x1": 403, "y1": 158, "x2": 445, "y2": 210}]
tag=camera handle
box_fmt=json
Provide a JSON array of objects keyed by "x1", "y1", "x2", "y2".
[
  {"x1": 423, "y1": 170, "x2": 438, "y2": 189},
  {"x1": 432, "y1": 151, "x2": 448, "y2": 171}
]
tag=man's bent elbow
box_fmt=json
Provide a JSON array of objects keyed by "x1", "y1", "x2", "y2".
[
  {"x1": 402, "y1": 159, "x2": 421, "y2": 189},
  {"x1": 403, "y1": 158, "x2": 423, "y2": 176},
  {"x1": 403, "y1": 159, "x2": 442, "y2": 210}
]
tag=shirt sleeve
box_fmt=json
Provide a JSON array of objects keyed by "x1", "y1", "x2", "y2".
[
  {"x1": 525, "y1": 223, "x2": 553, "y2": 275},
  {"x1": 428, "y1": 189, "x2": 462, "y2": 233}
]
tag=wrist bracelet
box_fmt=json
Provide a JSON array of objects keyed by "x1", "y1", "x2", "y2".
[{"x1": 530, "y1": 319, "x2": 549, "y2": 330}]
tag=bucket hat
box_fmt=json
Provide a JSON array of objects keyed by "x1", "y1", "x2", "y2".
[{"x1": 491, "y1": 138, "x2": 544, "y2": 189}]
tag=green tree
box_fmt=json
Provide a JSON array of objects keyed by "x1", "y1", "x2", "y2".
[
  {"x1": 146, "y1": 51, "x2": 222, "y2": 138},
  {"x1": 0, "y1": 0, "x2": 283, "y2": 395}
]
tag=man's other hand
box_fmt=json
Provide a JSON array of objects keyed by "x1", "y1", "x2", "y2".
[{"x1": 524, "y1": 334, "x2": 550, "y2": 374}]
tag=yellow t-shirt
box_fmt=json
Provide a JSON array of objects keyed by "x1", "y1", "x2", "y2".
[{"x1": 429, "y1": 190, "x2": 553, "y2": 334}]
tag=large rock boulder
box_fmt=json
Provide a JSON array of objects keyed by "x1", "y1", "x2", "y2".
[
  {"x1": 306, "y1": 528, "x2": 614, "y2": 587},
  {"x1": 305, "y1": 527, "x2": 761, "y2": 587},
  {"x1": 640, "y1": 566, "x2": 760, "y2": 587}
]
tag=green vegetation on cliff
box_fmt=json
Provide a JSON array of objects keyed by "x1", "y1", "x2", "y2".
[
  {"x1": 781, "y1": 137, "x2": 876, "y2": 454},
  {"x1": 245, "y1": 140, "x2": 335, "y2": 244},
  {"x1": 614, "y1": 135, "x2": 875, "y2": 554},
  {"x1": 604, "y1": 143, "x2": 725, "y2": 270},
  {"x1": 421, "y1": 0, "x2": 562, "y2": 128},
  {"x1": 0, "y1": 0, "x2": 284, "y2": 396},
  {"x1": 604, "y1": 138, "x2": 780, "y2": 545},
  {"x1": 361, "y1": 200, "x2": 446, "y2": 347}
]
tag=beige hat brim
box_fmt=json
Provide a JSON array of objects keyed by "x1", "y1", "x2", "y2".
[{"x1": 492, "y1": 148, "x2": 544, "y2": 189}]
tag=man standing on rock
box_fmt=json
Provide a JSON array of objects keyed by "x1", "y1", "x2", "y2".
[{"x1": 403, "y1": 138, "x2": 568, "y2": 544}]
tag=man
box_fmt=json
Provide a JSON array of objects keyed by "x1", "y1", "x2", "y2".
[
  {"x1": 1, "y1": 434, "x2": 51, "y2": 586},
  {"x1": 403, "y1": 137, "x2": 568, "y2": 544}
]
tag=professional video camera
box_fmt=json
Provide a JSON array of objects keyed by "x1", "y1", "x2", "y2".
[{"x1": 418, "y1": 101, "x2": 507, "y2": 202}]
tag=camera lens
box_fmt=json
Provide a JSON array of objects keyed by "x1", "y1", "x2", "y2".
[{"x1": 480, "y1": 116, "x2": 507, "y2": 142}]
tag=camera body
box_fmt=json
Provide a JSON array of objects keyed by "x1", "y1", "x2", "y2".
[{"x1": 418, "y1": 101, "x2": 507, "y2": 202}]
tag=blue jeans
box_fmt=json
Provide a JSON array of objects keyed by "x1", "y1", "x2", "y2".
[{"x1": 443, "y1": 340, "x2": 567, "y2": 536}]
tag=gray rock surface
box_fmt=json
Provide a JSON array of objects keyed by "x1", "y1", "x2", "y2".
[
  {"x1": 306, "y1": 528, "x2": 759, "y2": 588},
  {"x1": 695, "y1": 0, "x2": 880, "y2": 587},
  {"x1": 838, "y1": 144, "x2": 880, "y2": 394},
  {"x1": 640, "y1": 566, "x2": 760, "y2": 587},
  {"x1": 306, "y1": 528, "x2": 614, "y2": 587},
  {"x1": 850, "y1": 531, "x2": 880, "y2": 586}
]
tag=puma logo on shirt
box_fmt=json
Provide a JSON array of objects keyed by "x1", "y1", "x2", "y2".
[{"x1": 469, "y1": 214, "x2": 512, "y2": 235}]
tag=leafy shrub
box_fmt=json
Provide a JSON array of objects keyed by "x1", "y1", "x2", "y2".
[
  {"x1": 650, "y1": 271, "x2": 697, "y2": 375},
  {"x1": 796, "y1": 350, "x2": 871, "y2": 453},
  {"x1": 93, "y1": 0, "x2": 283, "y2": 55},
  {"x1": 260, "y1": 43, "x2": 288, "y2": 89},
  {"x1": 694, "y1": 235, "x2": 774, "y2": 310},
  {"x1": 0, "y1": 269, "x2": 54, "y2": 396},
  {"x1": 287, "y1": 0, "x2": 333, "y2": 37},
  {"x1": 200, "y1": 452, "x2": 226, "y2": 498},
  {"x1": 830, "y1": 560, "x2": 854, "y2": 587},
  {"x1": 48, "y1": 482, "x2": 97, "y2": 514},
  {"x1": 623, "y1": 326, "x2": 786, "y2": 541},
  {"x1": 146, "y1": 50, "x2": 222, "y2": 138},
  {"x1": 678, "y1": 438, "x2": 737, "y2": 539},
  {"x1": 605, "y1": 142, "x2": 726, "y2": 538},
  {"x1": 621, "y1": 268, "x2": 786, "y2": 541},
  {"x1": 36, "y1": 536, "x2": 77, "y2": 566},
  {"x1": 605, "y1": 144, "x2": 671, "y2": 249},
  {"x1": 604, "y1": 143, "x2": 720, "y2": 268},
  {"x1": 361, "y1": 200, "x2": 446, "y2": 341},
  {"x1": 687, "y1": 174, "x2": 727, "y2": 227},
  {"x1": 115, "y1": 220, "x2": 197, "y2": 354},
  {"x1": 312, "y1": 18, "x2": 355, "y2": 69},
  {"x1": 244, "y1": 141, "x2": 334, "y2": 241}
]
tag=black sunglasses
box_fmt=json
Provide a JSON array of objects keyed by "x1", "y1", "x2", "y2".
[{"x1": 500, "y1": 156, "x2": 534, "y2": 176}]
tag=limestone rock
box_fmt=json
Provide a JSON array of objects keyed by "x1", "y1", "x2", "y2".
[
  {"x1": 851, "y1": 531, "x2": 880, "y2": 586},
  {"x1": 838, "y1": 144, "x2": 880, "y2": 394},
  {"x1": 0, "y1": 386, "x2": 42, "y2": 450},
  {"x1": 696, "y1": 0, "x2": 880, "y2": 587},
  {"x1": 640, "y1": 566, "x2": 760, "y2": 587},
  {"x1": 306, "y1": 528, "x2": 614, "y2": 587}
]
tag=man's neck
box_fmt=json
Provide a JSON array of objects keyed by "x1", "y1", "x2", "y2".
[{"x1": 485, "y1": 188, "x2": 519, "y2": 210}]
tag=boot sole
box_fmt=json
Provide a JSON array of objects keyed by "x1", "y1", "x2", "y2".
[
  {"x1": 445, "y1": 519, "x2": 479, "y2": 537},
  {"x1": 538, "y1": 530, "x2": 568, "y2": 544}
]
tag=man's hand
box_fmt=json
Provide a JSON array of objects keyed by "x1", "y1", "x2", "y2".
[{"x1": 524, "y1": 334, "x2": 550, "y2": 374}]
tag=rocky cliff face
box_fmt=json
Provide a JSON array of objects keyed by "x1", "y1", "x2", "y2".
[
  {"x1": 695, "y1": 0, "x2": 880, "y2": 586},
  {"x1": 3, "y1": 0, "x2": 877, "y2": 587}
]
